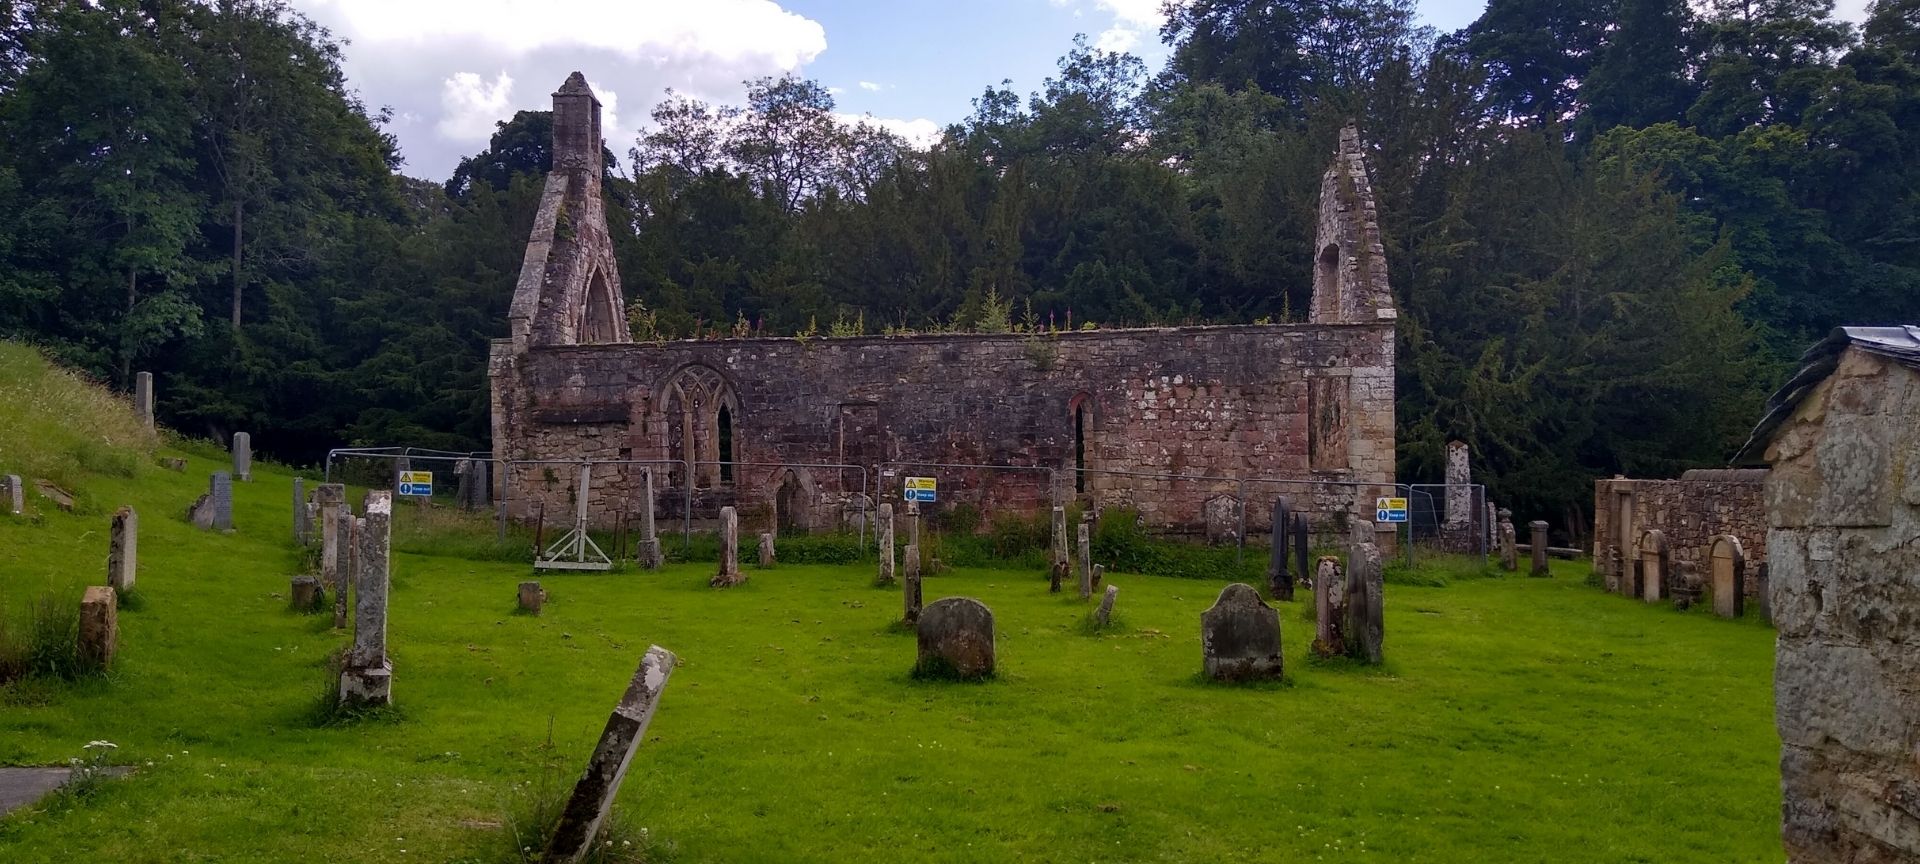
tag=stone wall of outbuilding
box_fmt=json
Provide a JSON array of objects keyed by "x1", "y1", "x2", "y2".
[{"x1": 1591, "y1": 474, "x2": 1769, "y2": 602}]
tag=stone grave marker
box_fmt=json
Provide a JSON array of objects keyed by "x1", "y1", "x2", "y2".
[
  {"x1": 875, "y1": 502, "x2": 896, "y2": 586},
  {"x1": 339, "y1": 491, "x2": 392, "y2": 707},
  {"x1": 1204, "y1": 495, "x2": 1241, "y2": 545},
  {"x1": 209, "y1": 472, "x2": 233, "y2": 531},
  {"x1": 3, "y1": 474, "x2": 20, "y2": 516},
  {"x1": 758, "y1": 532, "x2": 775, "y2": 568},
  {"x1": 231, "y1": 432, "x2": 251, "y2": 482},
  {"x1": 710, "y1": 506, "x2": 745, "y2": 588},
  {"x1": 1709, "y1": 535, "x2": 1745, "y2": 619},
  {"x1": 1094, "y1": 584, "x2": 1119, "y2": 628},
  {"x1": 1201, "y1": 583, "x2": 1283, "y2": 682},
  {"x1": 1671, "y1": 561, "x2": 1704, "y2": 611},
  {"x1": 1346, "y1": 542, "x2": 1384, "y2": 664},
  {"x1": 519, "y1": 581, "x2": 547, "y2": 614},
  {"x1": 290, "y1": 576, "x2": 325, "y2": 612},
  {"x1": 333, "y1": 508, "x2": 356, "y2": 629},
  {"x1": 1076, "y1": 522, "x2": 1093, "y2": 600},
  {"x1": 637, "y1": 469, "x2": 662, "y2": 570},
  {"x1": 1091, "y1": 563, "x2": 1103, "y2": 589},
  {"x1": 133, "y1": 371, "x2": 154, "y2": 432},
  {"x1": 1312, "y1": 557, "x2": 1347, "y2": 658},
  {"x1": 1638, "y1": 529, "x2": 1668, "y2": 603},
  {"x1": 1048, "y1": 560, "x2": 1064, "y2": 594},
  {"x1": 1497, "y1": 508, "x2": 1517, "y2": 572},
  {"x1": 1268, "y1": 498, "x2": 1292, "y2": 599},
  {"x1": 903, "y1": 544, "x2": 922, "y2": 622},
  {"x1": 293, "y1": 478, "x2": 311, "y2": 545},
  {"x1": 1529, "y1": 520, "x2": 1549, "y2": 577},
  {"x1": 1050, "y1": 505, "x2": 1068, "y2": 574},
  {"x1": 107, "y1": 506, "x2": 137, "y2": 593},
  {"x1": 78, "y1": 586, "x2": 117, "y2": 671},
  {"x1": 542, "y1": 646, "x2": 677, "y2": 864},
  {"x1": 1292, "y1": 513, "x2": 1310, "y2": 590},
  {"x1": 914, "y1": 597, "x2": 995, "y2": 680},
  {"x1": 33, "y1": 479, "x2": 73, "y2": 512}
]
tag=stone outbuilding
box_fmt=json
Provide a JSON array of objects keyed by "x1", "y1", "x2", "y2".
[
  {"x1": 1734, "y1": 325, "x2": 1920, "y2": 864},
  {"x1": 1591, "y1": 469, "x2": 1769, "y2": 604}
]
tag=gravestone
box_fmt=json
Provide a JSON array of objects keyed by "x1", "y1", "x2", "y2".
[
  {"x1": 1200, "y1": 583, "x2": 1283, "y2": 681},
  {"x1": 1094, "y1": 584, "x2": 1119, "y2": 628},
  {"x1": 518, "y1": 581, "x2": 546, "y2": 614},
  {"x1": 1638, "y1": 529, "x2": 1668, "y2": 603},
  {"x1": 339, "y1": 491, "x2": 392, "y2": 708},
  {"x1": 875, "y1": 502, "x2": 896, "y2": 586},
  {"x1": 290, "y1": 576, "x2": 325, "y2": 612},
  {"x1": 187, "y1": 493, "x2": 216, "y2": 529},
  {"x1": 542, "y1": 645, "x2": 677, "y2": 864},
  {"x1": 231, "y1": 432, "x2": 251, "y2": 482},
  {"x1": 758, "y1": 532, "x2": 775, "y2": 568},
  {"x1": 209, "y1": 472, "x2": 233, "y2": 531},
  {"x1": 1670, "y1": 561, "x2": 1704, "y2": 611},
  {"x1": 1091, "y1": 564, "x2": 1103, "y2": 589},
  {"x1": 914, "y1": 597, "x2": 996, "y2": 680},
  {"x1": 107, "y1": 506, "x2": 137, "y2": 593},
  {"x1": 3, "y1": 474, "x2": 20, "y2": 516},
  {"x1": 34, "y1": 479, "x2": 73, "y2": 512},
  {"x1": 1204, "y1": 494, "x2": 1241, "y2": 545},
  {"x1": 1076, "y1": 522, "x2": 1093, "y2": 600},
  {"x1": 1345, "y1": 542, "x2": 1384, "y2": 664},
  {"x1": 1709, "y1": 535, "x2": 1745, "y2": 619},
  {"x1": 710, "y1": 506, "x2": 744, "y2": 588},
  {"x1": 1497, "y1": 508, "x2": 1517, "y2": 572},
  {"x1": 293, "y1": 478, "x2": 311, "y2": 545},
  {"x1": 1048, "y1": 560, "x2": 1065, "y2": 593},
  {"x1": 158, "y1": 457, "x2": 186, "y2": 472},
  {"x1": 333, "y1": 508, "x2": 356, "y2": 629},
  {"x1": 637, "y1": 469, "x2": 662, "y2": 570},
  {"x1": 133, "y1": 371, "x2": 154, "y2": 432},
  {"x1": 1050, "y1": 505, "x2": 1069, "y2": 574},
  {"x1": 1268, "y1": 499, "x2": 1292, "y2": 600},
  {"x1": 1312, "y1": 557, "x2": 1347, "y2": 658},
  {"x1": 903, "y1": 544, "x2": 922, "y2": 622},
  {"x1": 1528, "y1": 520, "x2": 1549, "y2": 577},
  {"x1": 78, "y1": 586, "x2": 117, "y2": 671},
  {"x1": 1445, "y1": 440, "x2": 1472, "y2": 529},
  {"x1": 1292, "y1": 513, "x2": 1310, "y2": 590},
  {"x1": 904, "y1": 537, "x2": 922, "y2": 585}
]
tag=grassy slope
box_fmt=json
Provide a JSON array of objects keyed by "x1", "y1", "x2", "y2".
[{"x1": 0, "y1": 343, "x2": 1784, "y2": 863}]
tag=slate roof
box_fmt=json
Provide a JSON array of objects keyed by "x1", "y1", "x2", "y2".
[{"x1": 1734, "y1": 325, "x2": 1920, "y2": 464}]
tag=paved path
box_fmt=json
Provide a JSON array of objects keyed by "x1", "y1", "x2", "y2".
[{"x1": 0, "y1": 767, "x2": 71, "y2": 815}]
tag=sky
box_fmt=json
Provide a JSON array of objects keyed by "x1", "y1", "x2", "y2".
[{"x1": 294, "y1": 0, "x2": 1874, "y2": 182}]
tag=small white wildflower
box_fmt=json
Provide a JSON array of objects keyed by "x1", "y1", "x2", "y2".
[{"x1": 85, "y1": 740, "x2": 117, "y2": 750}]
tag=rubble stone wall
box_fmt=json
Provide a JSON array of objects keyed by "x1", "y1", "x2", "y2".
[{"x1": 1591, "y1": 477, "x2": 1769, "y2": 600}]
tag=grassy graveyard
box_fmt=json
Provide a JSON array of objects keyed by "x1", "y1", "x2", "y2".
[{"x1": 0, "y1": 346, "x2": 1784, "y2": 863}]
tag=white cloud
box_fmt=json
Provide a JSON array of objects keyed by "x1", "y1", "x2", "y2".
[
  {"x1": 1094, "y1": 27, "x2": 1139, "y2": 53},
  {"x1": 858, "y1": 80, "x2": 882, "y2": 91},
  {"x1": 836, "y1": 113, "x2": 942, "y2": 148},
  {"x1": 437, "y1": 71, "x2": 514, "y2": 141},
  {"x1": 1096, "y1": 0, "x2": 1165, "y2": 28},
  {"x1": 1055, "y1": 0, "x2": 1182, "y2": 57}
]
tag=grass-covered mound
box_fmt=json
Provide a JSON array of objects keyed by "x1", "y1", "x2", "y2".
[{"x1": 0, "y1": 342, "x2": 158, "y2": 488}]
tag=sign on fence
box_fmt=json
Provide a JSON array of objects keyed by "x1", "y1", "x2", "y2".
[
  {"x1": 1375, "y1": 496, "x2": 1408, "y2": 523},
  {"x1": 903, "y1": 476, "x2": 937, "y2": 503},
  {"x1": 397, "y1": 470, "x2": 434, "y2": 497}
]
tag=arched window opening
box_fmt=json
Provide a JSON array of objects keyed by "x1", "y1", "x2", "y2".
[
  {"x1": 1074, "y1": 402, "x2": 1088, "y2": 493},
  {"x1": 581, "y1": 268, "x2": 619, "y2": 343},
  {"x1": 717, "y1": 404, "x2": 734, "y2": 484},
  {"x1": 1313, "y1": 243, "x2": 1341, "y2": 320}
]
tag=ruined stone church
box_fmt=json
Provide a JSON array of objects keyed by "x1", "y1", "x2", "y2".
[{"x1": 489, "y1": 73, "x2": 1398, "y2": 535}]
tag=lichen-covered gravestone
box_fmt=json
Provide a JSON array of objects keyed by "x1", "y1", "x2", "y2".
[
  {"x1": 3, "y1": 474, "x2": 21, "y2": 516},
  {"x1": 1076, "y1": 522, "x2": 1093, "y2": 600},
  {"x1": 332, "y1": 507, "x2": 356, "y2": 629},
  {"x1": 518, "y1": 581, "x2": 546, "y2": 614},
  {"x1": 1094, "y1": 585, "x2": 1119, "y2": 628},
  {"x1": 542, "y1": 645, "x2": 677, "y2": 864},
  {"x1": 290, "y1": 576, "x2": 325, "y2": 612},
  {"x1": 1050, "y1": 505, "x2": 1068, "y2": 574},
  {"x1": 1497, "y1": 508, "x2": 1517, "y2": 572},
  {"x1": 1345, "y1": 542, "x2": 1384, "y2": 664},
  {"x1": 339, "y1": 491, "x2": 392, "y2": 708},
  {"x1": 107, "y1": 506, "x2": 137, "y2": 593},
  {"x1": 1529, "y1": 520, "x2": 1549, "y2": 577},
  {"x1": 231, "y1": 432, "x2": 251, "y2": 482},
  {"x1": 903, "y1": 544, "x2": 922, "y2": 622},
  {"x1": 1312, "y1": 557, "x2": 1347, "y2": 658},
  {"x1": 914, "y1": 597, "x2": 996, "y2": 680},
  {"x1": 78, "y1": 586, "x2": 117, "y2": 671},
  {"x1": 758, "y1": 532, "x2": 775, "y2": 568},
  {"x1": 1670, "y1": 561, "x2": 1704, "y2": 611},
  {"x1": 875, "y1": 502, "x2": 896, "y2": 586},
  {"x1": 1201, "y1": 583, "x2": 1283, "y2": 681},
  {"x1": 710, "y1": 506, "x2": 745, "y2": 588}
]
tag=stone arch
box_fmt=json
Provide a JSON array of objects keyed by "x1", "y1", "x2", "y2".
[
  {"x1": 1637, "y1": 529, "x2": 1669, "y2": 604},
  {"x1": 579, "y1": 265, "x2": 622, "y2": 344},
  {"x1": 1708, "y1": 534, "x2": 1746, "y2": 619},
  {"x1": 1068, "y1": 391, "x2": 1094, "y2": 495},
  {"x1": 659, "y1": 364, "x2": 736, "y2": 489},
  {"x1": 772, "y1": 467, "x2": 817, "y2": 535}
]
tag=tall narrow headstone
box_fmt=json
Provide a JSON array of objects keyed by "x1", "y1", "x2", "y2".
[
  {"x1": 637, "y1": 469, "x2": 662, "y2": 569},
  {"x1": 231, "y1": 432, "x2": 252, "y2": 482},
  {"x1": 876, "y1": 502, "x2": 896, "y2": 586},
  {"x1": 903, "y1": 543, "x2": 922, "y2": 622},
  {"x1": 1076, "y1": 522, "x2": 1093, "y2": 600},
  {"x1": 914, "y1": 598, "x2": 995, "y2": 679},
  {"x1": 1312, "y1": 557, "x2": 1346, "y2": 658},
  {"x1": 906, "y1": 501, "x2": 921, "y2": 550},
  {"x1": 107, "y1": 506, "x2": 137, "y2": 593},
  {"x1": 710, "y1": 506, "x2": 744, "y2": 588},
  {"x1": 1709, "y1": 535, "x2": 1745, "y2": 619},
  {"x1": 1497, "y1": 508, "x2": 1517, "y2": 571},
  {"x1": 316, "y1": 483, "x2": 346, "y2": 595},
  {"x1": 543, "y1": 645, "x2": 677, "y2": 864},
  {"x1": 1201, "y1": 583, "x2": 1284, "y2": 681},
  {"x1": 1444, "y1": 440, "x2": 1471, "y2": 528},
  {"x1": 340, "y1": 491, "x2": 393, "y2": 707},
  {"x1": 293, "y1": 478, "x2": 312, "y2": 545},
  {"x1": 333, "y1": 508, "x2": 356, "y2": 629},
  {"x1": 133, "y1": 371, "x2": 155, "y2": 432},
  {"x1": 1292, "y1": 513, "x2": 1310, "y2": 589},
  {"x1": 1268, "y1": 499, "x2": 1292, "y2": 600},
  {"x1": 1346, "y1": 542, "x2": 1384, "y2": 664},
  {"x1": 78, "y1": 586, "x2": 117, "y2": 671},
  {"x1": 758, "y1": 532, "x2": 775, "y2": 568},
  {"x1": 1050, "y1": 505, "x2": 1069, "y2": 573},
  {"x1": 209, "y1": 472, "x2": 233, "y2": 531},
  {"x1": 2, "y1": 474, "x2": 21, "y2": 516},
  {"x1": 1528, "y1": 520, "x2": 1549, "y2": 577}
]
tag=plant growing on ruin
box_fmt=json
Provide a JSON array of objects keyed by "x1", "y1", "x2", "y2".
[
  {"x1": 731, "y1": 311, "x2": 752, "y2": 338},
  {"x1": 828, "y1": 311, "x2": 865, "y2": 338},
  {"x1": 1023, "y1": 333, "x2": 1057, "y2": 371},
  {"x1": 626, "y1": 299, "x2": 662, "y2": 344}
]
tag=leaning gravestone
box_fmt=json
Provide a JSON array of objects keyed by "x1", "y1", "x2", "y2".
[
  {"x1": 1345, "y1": 542, "x2": 1384, "y2": 664},
  {"x1": 107, "y1": 506, "x2": 137, "y2": 593},
  {"x1": 636, "y1": 469, "x2": 662, "y2": 570},
  {"x1": 1094, "y1": 584, "x2": 1119, "y2": 628},
  {"x1": 543, "y1": 646, "x2": 677, "y2": 864},
  {"x1": 1709, "y1": 535, "x2": 1745, "y2": 619},
  {"x1": 710, "y1": 506, "x2": 745, "y2": 588},
  {"x1": 915, "y1": 597, "x2": 996, "y2": 680},
  {"x1": 1201, "y1": 583, "x2": 1283, "y2": 682},
  {"x1": 3, "y1": 474, "x2": 21, "y2": 516},
  {"x1": 231, "y1": 432, "x2": 251, "y2": 482},
  {"x1": 78, "y1": 586, "x2": 117, "y2": 671},
  {"x1": 875, "y1": 502, "x2": 896, "y2": 586},
  {"x1": 1312, "y1": 557, "x2": 1347, "y2": 658},
  {"x1": 339, "y1": 491, "x2": 392, "y2": 708}
]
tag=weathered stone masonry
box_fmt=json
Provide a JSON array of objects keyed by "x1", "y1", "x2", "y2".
[
  {"x1": 1591, "y1": 470, "x2": 1770, "y2": 602},
  {"x1": 490, "y1": 75, "x2": 1397, "y2": 536}
]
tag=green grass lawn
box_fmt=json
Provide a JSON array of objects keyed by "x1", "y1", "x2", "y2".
[{"x1": 0, "y1": 445, "x2": 1785, "y2": 862}]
